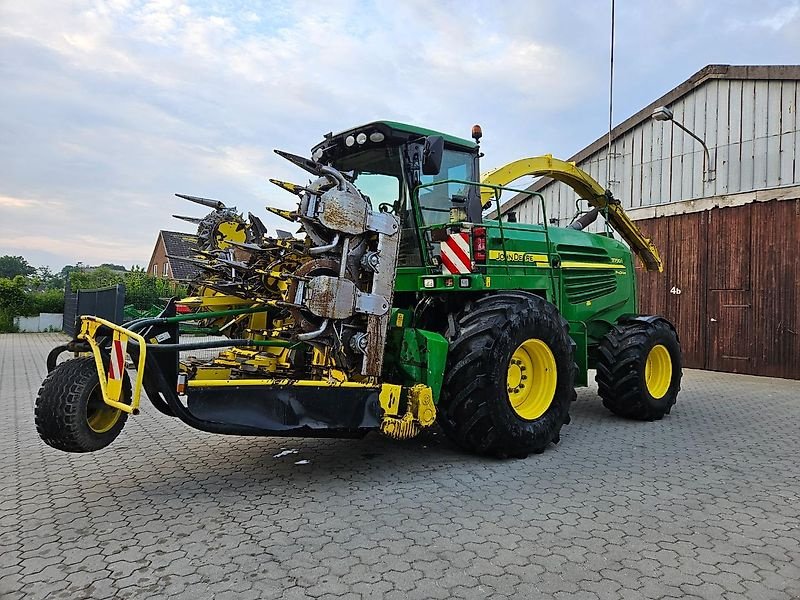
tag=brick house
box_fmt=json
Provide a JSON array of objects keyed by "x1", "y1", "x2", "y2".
[{"x1": 146, "y1": 230, "x2": 201, "y2": 281}]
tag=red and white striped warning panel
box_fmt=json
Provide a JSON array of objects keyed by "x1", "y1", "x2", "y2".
[
  {"x1": 440, "y1": 232, "x2": 472, "y2": 274},
  {"x1": 108, "y1": 336, "x2": 127, "y2": 381}
]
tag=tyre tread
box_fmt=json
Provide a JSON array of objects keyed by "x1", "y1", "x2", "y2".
[
  {"x1": 438, "y1": 292, "x2": 575, "y2": 457},
  {"x1": 595, "y1": 319, "x2": 682, "y2": 421},
  {"x1": 35, "y1": 357, "x2": 129, "y2": 452}
]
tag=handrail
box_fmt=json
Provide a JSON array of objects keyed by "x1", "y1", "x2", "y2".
[
  {"x1": 480, "y1": 154, "x2": 663, "y2": 272},
  {"x1": 414, "y1": 179, "x2": 552, "y2": 284}
]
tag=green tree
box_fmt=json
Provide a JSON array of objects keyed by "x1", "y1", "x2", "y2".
[
  {"x1": 29, "y1": 288, "x2": 65, "y2": 314},
  {"x1": 0, "y1": 255, "x2": 36, "y2": 278},
  {"x1": 69, "y1": 266, "x2": 124, "y2": 290},
  {"x1": 0, "y1": 276, "x2": 34, "y2": 331},
  {"x1": 60, "y1": 264, "x2": 81, "y2": 279},
  {"x1": 32, "y1": 266, "x2": 65, "y2": 291}
]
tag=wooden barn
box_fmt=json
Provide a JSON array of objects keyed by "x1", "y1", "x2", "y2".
[{"x1": 496, "y1": 64, "x2": 800, "y2": 379}]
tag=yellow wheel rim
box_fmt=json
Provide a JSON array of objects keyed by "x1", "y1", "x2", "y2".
[
  {"x1": 86, "y1": 386, "x2": 122, "y2": 434},
  {"x1": 216, "y1": 221, "x2": 248, "y2": 249},
  {"x1": 645, "y1": 344, "x2": 672, "y2": 399},
  {"x1": 506, "y1": 338, "x2": 558, "y2": 420}
]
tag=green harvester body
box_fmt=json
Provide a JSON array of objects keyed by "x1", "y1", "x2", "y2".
[{"x1": 36, "y1": 119, "x2": 681, "y2": 458}]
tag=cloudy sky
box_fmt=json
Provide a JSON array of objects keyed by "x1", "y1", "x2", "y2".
[{"x1": 1, "y1": 0, "x2": 799, "y2": 269}]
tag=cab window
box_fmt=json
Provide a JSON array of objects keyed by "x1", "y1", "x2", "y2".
[{"x1": 418, "y1": 149, "x2": 475, "y2": 226}]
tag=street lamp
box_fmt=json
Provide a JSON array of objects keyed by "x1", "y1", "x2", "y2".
[{"x1": 651, "y1": 106, "x2": 715, "y2": 181}]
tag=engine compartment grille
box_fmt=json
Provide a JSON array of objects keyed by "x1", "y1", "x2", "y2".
[{"x1": 558, "y1": 244, "x2": 618, "y2": 304}]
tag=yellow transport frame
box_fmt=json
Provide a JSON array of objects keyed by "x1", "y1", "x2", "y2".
[{"x1": 78, "y1": 316, "x2": 146, "y2": 414}]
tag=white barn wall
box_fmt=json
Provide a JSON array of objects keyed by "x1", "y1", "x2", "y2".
[{"x1": 513, "y1": 77, "x2": 800, "y2": 226}]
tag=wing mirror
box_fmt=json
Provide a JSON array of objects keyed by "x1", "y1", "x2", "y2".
[{"x1": 422, "y1": 136, "x2": 444, "y2": 175}]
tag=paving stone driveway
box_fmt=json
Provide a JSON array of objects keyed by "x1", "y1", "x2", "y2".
[{"x1": 2, "y1": 333, "x2": 799, "y2": 600}]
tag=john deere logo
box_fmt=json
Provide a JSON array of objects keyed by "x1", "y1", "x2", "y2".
[{"x1": 487, "y1": 250, "x2": 548, "y2": 264}]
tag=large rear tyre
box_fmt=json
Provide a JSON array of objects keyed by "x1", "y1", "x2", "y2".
[
  {"x1": 595, "y1": 317, "x2": 682, "y2": 421},
  {"x1": 438, "y1": 292, "x2": 575, "y2": 458},
  {"x1": 35, "y1": 357, "x2": 130, "y2": 452}
]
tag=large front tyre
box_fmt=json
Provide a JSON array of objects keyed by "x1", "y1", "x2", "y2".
[
  {"x1": 438, "y1": 292, "x2": 575, "y2": 458},
  {"x1": 595, "y1": 317, "x2": 682, "y2": 421},
  {"x1": 35, "y1": 357, "x2": 130, "y2": 452}
]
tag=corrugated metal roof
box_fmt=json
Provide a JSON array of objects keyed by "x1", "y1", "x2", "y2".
[{"x1": 495, "y1": 64, "x2": 800, "y2": 217}]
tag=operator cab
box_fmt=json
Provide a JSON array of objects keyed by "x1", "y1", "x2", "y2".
[{"x1": 310, "y1": 121, "x2": 482, "y2": 267}]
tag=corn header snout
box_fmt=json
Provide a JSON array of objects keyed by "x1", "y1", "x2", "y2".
[{"x1": 38, "y1": 150, "x2": 444, "y2": 452}]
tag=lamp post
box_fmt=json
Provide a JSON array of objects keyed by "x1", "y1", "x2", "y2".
[{"x1": 651, "y1": 106, "x2": 715, "y2": 181}]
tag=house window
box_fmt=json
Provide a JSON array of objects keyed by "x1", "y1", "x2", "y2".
[
  {"x1": 152, "y1": 264, "x2": 158, "y2": 276},
  {"x1": 163, "y1": 262, "x2": 169, "y2": 277}
]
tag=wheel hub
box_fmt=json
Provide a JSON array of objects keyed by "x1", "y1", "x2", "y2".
[
  {"x1": 86, "y1": 386, "x2": 121, "y2": 434},
  {"x1": 506, "y1": 338, "x2": 557, "y2": 421},
  {"x1": 644, "y1": 344, "x2": 672, "y2": 399}
]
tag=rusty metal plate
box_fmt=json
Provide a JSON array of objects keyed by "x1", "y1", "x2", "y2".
[
  {"x1": 303, "y1": 275, "x2": 357, "y2": 319},
  {"x1": 317, "y1": 189, "x2": 369, "y2": 235}
]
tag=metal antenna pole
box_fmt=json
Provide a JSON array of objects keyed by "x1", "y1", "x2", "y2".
[{"x1": 606, "y1": 0, "x2": 616, "y2": 188}]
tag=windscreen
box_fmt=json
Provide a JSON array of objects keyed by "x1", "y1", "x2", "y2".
[
  {"x1": 329, "y1": 145, "x2": 477, "y2": 268},
  {"x1": 331, "y1": 147, "x2": 403, "y2": 209},
  {"x1": 331, "y1": 147, "x2": 422, "y2": 266},
  {"x1": 417, "y1": 149, "x2": 476, "y2": 226}
]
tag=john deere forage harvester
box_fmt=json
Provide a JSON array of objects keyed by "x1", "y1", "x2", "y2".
[{"x1": 36, "y1": 121, "x2": 681, "y2": 458}]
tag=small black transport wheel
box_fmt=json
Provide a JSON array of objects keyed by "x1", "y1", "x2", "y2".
[
  {"x1": 438, "y1": 292, "x2": 575, "y2": 458},
  {"x1": 35, "y1": 356, "x2": 130, "y2": 452},
  {"x1": 595, "y1": 317, "x2": 682, "y2": 421}
]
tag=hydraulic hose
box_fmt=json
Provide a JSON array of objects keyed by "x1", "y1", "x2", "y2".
[{"x1": 127, "y1": 338, "x2": 300, "y2": 352}]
